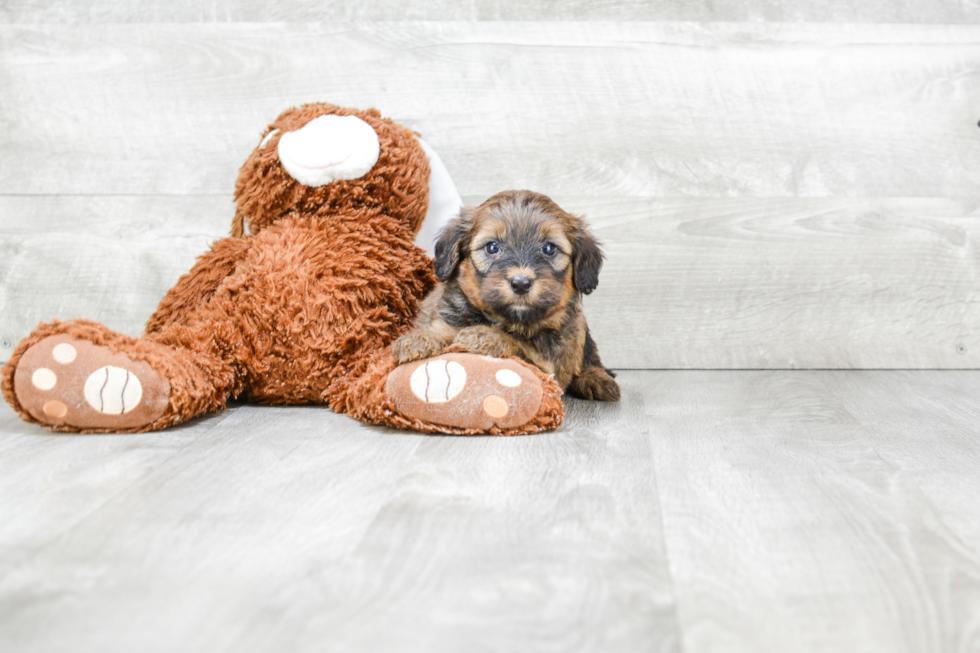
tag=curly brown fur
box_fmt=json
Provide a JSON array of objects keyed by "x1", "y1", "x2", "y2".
[
  {"x1": 233, "y1": 104, "x2": 430, "y2": 238},
  {"x1": 141, "y1": 104, "x2": 438, "y2": 411},
  {"x1": 393, "y1": 190, "x2": 620, "y2": 402},
  {"x1": 3, "y1": 104, "x2": 436, "y2": 431}
]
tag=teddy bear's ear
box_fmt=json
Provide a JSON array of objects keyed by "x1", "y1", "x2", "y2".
[
  {"x1": 433, "y1": 210, "x2": 472, "y2": 282},
  {"x1": 413, "y1": 138, "x2": 463, "y2": 257}
]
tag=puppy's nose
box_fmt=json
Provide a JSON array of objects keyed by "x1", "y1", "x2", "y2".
[{"x1": 509, "y1": 275, "x2": 533, "y2": 295}]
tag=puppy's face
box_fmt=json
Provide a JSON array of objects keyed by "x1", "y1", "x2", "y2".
[{"x1": 435, "y1": 190, "x2": 603, "y2": 328}]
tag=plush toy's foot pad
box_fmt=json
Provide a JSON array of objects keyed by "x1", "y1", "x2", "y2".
[
  {"x1": 12, "y1": 335, "x2": 170, "y2": 430},
  {"x1": 385, "y1": 353, "x2": 544, "y2": 430}
]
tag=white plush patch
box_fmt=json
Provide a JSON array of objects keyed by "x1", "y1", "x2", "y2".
[
  {"x1": 32, "y1": 368, "x2": 57, "y2": 390},
  {"x1": 52, "y1": 343, "x2": 77, "y2": 364},
  {"x1": 409, "y1": 359, "x2": 466, "y2": 403},
  {"x1": 84, "y1": 366, "x2": 143, "y2": 415},
  {"x1": 278, "y1": 115, "x2": 380, "y2": 187},
  {"x1": 415, "y1": 138, "x2": 463, "y2": 257},
  {"x1": 495, "y1": 369, "x2": 522, "y2": 388},
  {"x1": 258, "y1": 128, "x2": 280, "y2": 150}
]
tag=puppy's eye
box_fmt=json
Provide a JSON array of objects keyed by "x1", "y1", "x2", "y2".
[
  {"x1": 542, "y1": 242, "x2": 557, "y2": 256},
  {"x1": 485, "y1": 242, "x2": 500, "y2": 255}
]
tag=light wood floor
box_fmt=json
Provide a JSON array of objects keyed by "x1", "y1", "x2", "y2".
[{"x1": 2, "y1": 370, "x2": 978, "y2": 652}]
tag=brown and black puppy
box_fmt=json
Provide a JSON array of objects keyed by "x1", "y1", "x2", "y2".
[{"x1": 393, "y1": 190, "x2": 620, "y2": 402}]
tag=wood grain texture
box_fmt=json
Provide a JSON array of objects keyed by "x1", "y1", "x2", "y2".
[
  {"x1": 293, "y1": 388, "x2": 677, "y2": 653},
  {"x1": 0, "y1": 23, "x2": 977, "y2": 197},
  {"x1": 2, "y1": 0, "x2": 979, "y2": 23},
  {"x1": 0, "y1": 387, "x2": 679, "y2": 653},
  {"x1": 0, "y1": 196, "x2": 233, "y2": 363},
  {"x1": 634, "y1": 369, "x2": 980, "y2": 653},
  {"x1": 820, "y1": 371, "x2": 980, "y2": 550},
  {"x1": 3, "y1": 195, "x2": 977, "y2": 369},
  {"x1": 3, "y1": 371, "x2": 980, "y2": 652},
  {"x1": 0, "y1": 404, "x2": 424, "y2": 653},
  {"x1": 0, "y1": 404, "x2": 237, "y2": 576},
  {"x1": 572, "y1": 196, "x2": 980, "y2": 369}
]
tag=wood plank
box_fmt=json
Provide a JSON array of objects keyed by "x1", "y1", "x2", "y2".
[
  {"x1": 0, "y1": 387, "x2": 678, "y2": 653},
  {"x1": 2, "y1": 0, "x2": 979, "y2": 23},
  {"x1": 0, "y1": 23, "x2": 977, "y2": 197},
  {"x1": 820, "y1": 371, "x2": 980, "y2": 547},
  {"x1": 295, "y1": 388, "x2": 677, "y2": 652},
  {"x1": 634, "y1": 369, "x2": 980, "y2": 653},
  {"x1": 0, "y1": 404, "x2": 425, "y2": 652},
  {"x1": 0, "y1": 404, "x2": 236, "y2": 575},
  {"x1": 0, "y1": 196, "x2": 234, "y2": 362},
  {"x1": 4, "y1": 195, "x2": 977, "y2": 369},
  {"x1": 572, "y1": 196, "x2": 980, "y2": 369}
]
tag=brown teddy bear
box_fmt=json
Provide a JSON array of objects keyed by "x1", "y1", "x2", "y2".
[{"x1": 1, "y1": 103, "x2": 564, "y2": 435}]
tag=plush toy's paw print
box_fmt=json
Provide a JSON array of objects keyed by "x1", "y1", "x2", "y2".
[
  {"x1": 12, "y1": 335, "x2": 170, "y2": 430},
  {"x1": 385, "y1": 353, "x2": 544, "y2": 431}
]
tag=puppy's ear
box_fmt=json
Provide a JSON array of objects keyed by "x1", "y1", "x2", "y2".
[
  {"x1": 572, "y1": 224, "x2": 604, "y2": 294},
  {"x1": 433, "y1": 210, "x2": 471, "y2": 282}
]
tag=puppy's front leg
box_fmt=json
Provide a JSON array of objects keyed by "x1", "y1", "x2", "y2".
[
  {"x1": 568, "y1": 367, "x2": 621, "y2": 402},
  {"x1": 393, "y1": 328, "x2": 453, "y2": 364},
  {"x1": 452, "y1": 326, "x2": 554, "y2": 374}
]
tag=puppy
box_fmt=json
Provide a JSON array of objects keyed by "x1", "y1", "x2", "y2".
[{"x1": 393, "y1": 190, "x2": 620, "y2": 402}]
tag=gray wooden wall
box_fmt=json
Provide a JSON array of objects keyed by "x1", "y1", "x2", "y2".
[{"x1": 1, "y1": 2, "x2": 978, "y2": 369}]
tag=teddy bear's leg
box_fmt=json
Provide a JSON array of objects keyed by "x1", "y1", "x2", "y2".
[
  {"x1": 339, "y1": 347, "x2": 564, "y2": 435},
  {"x1": 2, "y1": 319, "x2": 237, "y2": 433}
]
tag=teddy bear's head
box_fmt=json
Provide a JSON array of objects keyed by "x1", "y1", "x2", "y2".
[{"x1": 233, "y1": 103, "x2": 436, "y2": 239}]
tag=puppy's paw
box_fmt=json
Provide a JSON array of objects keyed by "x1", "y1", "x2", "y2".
[
  {"x1": 393, "y1": 330, "x2": 446, "y2": 364},
  {"x1": 451, "y1": 326, "x2": 515, "y2": 359},
  {"x1": 568, "y1": 367, "x2": 620, "y2": 402}
]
